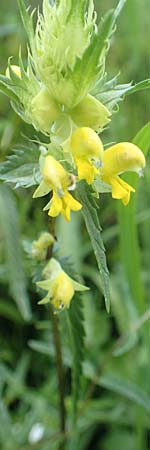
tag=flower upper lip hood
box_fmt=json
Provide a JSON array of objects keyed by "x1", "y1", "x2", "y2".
[
  {"x1": 70, "y1": 127, "x2": 104, "y2": 162},
  {"x1": 70, "y1": 127, "x2": 104, "y2": 184},
  {"x1": 100, "y1": 142, "x2": 146, "y2": 177}
]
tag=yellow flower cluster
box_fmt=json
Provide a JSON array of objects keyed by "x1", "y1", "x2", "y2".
[{"x1": 34, "y1": 127, "x2": 145, "y2": 221}]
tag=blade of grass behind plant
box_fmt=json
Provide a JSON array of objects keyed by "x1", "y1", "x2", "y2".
[{"x1": 117, "y1": 123, "x2": 150, "y2": 314}]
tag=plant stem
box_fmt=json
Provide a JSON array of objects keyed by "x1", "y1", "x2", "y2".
[{"x1": 50, "y1": 307, "x2": 66, "y2": 449}]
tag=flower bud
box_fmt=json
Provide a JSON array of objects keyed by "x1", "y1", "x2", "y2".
[
  {"x1": 32, "y1": 232, "x2": 54, "y2": 260},
  {"x1": 6, "y1": 65, "x2": 21, "y2": 78},
  {"x1": 31, "y1": 86, "x2": 60, "y2": 133}
]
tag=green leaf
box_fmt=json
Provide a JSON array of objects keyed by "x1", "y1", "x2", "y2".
[
  {"x1": 28, "y1": 339, "x2": 52, "y2": 356},
  {"x1": 0, "y1": 185, "x2": 31, "y2": 320},
  {"x1": 133, "y1": 121, "x2": 150, "y2": 157},
  {"x1": 0, "y1": 400, "x2": 18, "y2": 448},
  {"x1": 71, "y1": 9, "x2": 115, "y2": 101},
  {"x1": 71, "y1": 0, "x2": 127, "y2": 104},
  {"x1": 77, "y1": 182, "x2": 110, "y2": 312},
  {"x1": 118, "y1": 123, "x2": 150, "y2": 313},
  {"x1": 17, "y1": 0, "x2": 35, "y2": 47},
  {"x1": 93, "y1": 75, "x2": 150, "y2": 111},
  {"x1": 0, "y1": 145, "x2": 41, "y2": 188},
  {"x1": 0, "y1": 77, "x2": 20, "y2": 104},
  {"x1": 100, "y1": 374, "x2": 150, "y2": 413},
  {"x1": 66, "y1": 296, "x2": 85, "y2": 426}
]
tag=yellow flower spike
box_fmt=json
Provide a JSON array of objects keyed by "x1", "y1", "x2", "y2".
[
  {"x1": 70, "y1": 127, "x2": 104, "y2": 184},
  {"x1": 100, "y1": 142, "x2": 146, "y2": 205},
  {"x1": 42, "y1": 155, "x2": 82, "y2": 221}
]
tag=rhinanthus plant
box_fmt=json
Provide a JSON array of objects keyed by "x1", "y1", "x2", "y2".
[{"x1": 0, "y1": 0, "x2": 149, "y2": 315}]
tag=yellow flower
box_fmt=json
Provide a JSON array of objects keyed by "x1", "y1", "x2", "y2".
[
  {"x1": 70, "y1": 127, "x2": 104, "y2": 184},
  {"x1": 38, "y1": 271, "x2": 74, "y2": 310},
  {"x1": 33, "y1": 155, "x2": 82, "y2": 221},
  {"x1": 100, "y1": 142, "x2": 146, "y2": 205},
  {"x1": 37, "y1": 258, "x2": 89, "y2": 311},
  {"x1": 50, "y1": 272, "x2": 75, "y2": 309}
]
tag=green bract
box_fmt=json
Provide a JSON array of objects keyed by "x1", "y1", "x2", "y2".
[
  {"x1": 2, "y1": 0, "x2": 119, "y2": 136},
  {"x1": 31, "y1": 0, "x2": 114, "y2": 109}
]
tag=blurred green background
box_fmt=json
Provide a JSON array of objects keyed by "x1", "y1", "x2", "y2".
[{"x1": 0, "y1": 1, "x2": 150, "y2": 450}]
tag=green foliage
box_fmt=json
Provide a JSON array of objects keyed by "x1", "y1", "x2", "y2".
[
  {"x1": 0, "y1": 143, "x2": 41, "y2": 188},
  {"x1": 77, "y1": 182, "x2": 110, "y2": 312},
  {"x1": 67, "y1": 297, "x2": 85, "y2": 421},
  {"x1": 0, "y1": 1, "x2": 150, "y2": 450},
  {"x1": 92, "y1": 74, "x2": 150, "y2": 111},
  {"x1": 0, "y1": 185, "x2": 31, "y2": 320},
  {"x1": 100, "y1": 374, "x2": 150, "y2": 413},
  {"x1": 117, "y1": 123, "x2": 150, "y2": 312}
]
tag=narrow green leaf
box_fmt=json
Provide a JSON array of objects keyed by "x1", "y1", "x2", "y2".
[
  {"x1": 72, "y1": 9, "x2": 115, "y2": 96},
  {"x1": 100, "y1": 374, "x2": 150, "y2": 412},
  {"x1": 113, "y1": 0, "x2": 127, "y2": 23},
  {"x1": 28, "y1": 339, "x2": 52, "y2": 356},
  {"x1": 17, "y1": 0, "x2": 35, "y2": 47},
  {"x1": 118, "y1": 123, "x2": 150, "y2": 313},
  {"x1": 66, "y1": 296, "x2": 85, "y2": 427},
  {"x1": 133, "y1": 122, "x2": 150, "y2": 156},
  {"x1": 0, "y1": 145, "x2": 41, "y2": 188},
  {"x1": 77, "y1": 182, "x2": 110, "y2": 312},
  {"x1": 0, "y1": 400, "x2": 18, "y2": 447},
  {"x1": 0, "y1": 185, "x2": 31, "y2": 320}
]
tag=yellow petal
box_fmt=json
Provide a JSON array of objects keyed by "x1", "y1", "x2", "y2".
[
  {"x1": 52, "y1": 272, "x2": 74, "y2": 309},
  {"x1": 61, "y1": 191, "x2": 82, "y2": 221},
  {"x1": 64, "y1": 191, "x2": 82, "y2": 211},
  {"x1": 42, "y1": 155, "x2": 69, "y2": 191},
  {"x1": 105, "y1": 175, "x2": 135, "y2": 206},
  {"x1": 48, "y1": 191, "x2": 62, "y2": 217},
  {"x1": 76, "y1": 158, "x2": 96, "y2": 184},
  {"x1": 61, "y1": 204, "x2": 71, "y2": 222},
  {"x1": 70, "y1": 127, "x2": 104, "y2": 162}
]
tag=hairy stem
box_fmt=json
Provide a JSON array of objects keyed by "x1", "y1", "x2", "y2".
[{"x1": 50, "y1": 308, "x2": 66, "y2": 449}]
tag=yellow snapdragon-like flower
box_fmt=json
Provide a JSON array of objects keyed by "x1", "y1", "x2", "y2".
[
  {"x1": 33, "y1": 155, "x2": 82, "y2": 221},
  {"x1": 70, "y1": 127, "x2": 104, "y2": 184},
  {"x1": 38, "y1": 271, "x2": 75, "y2": 310},
  {"x1": 37, "y1": 258, "x2": 89, "y2": 310},
  {"x1": 100, "y1": 142, "x2": 146, "y2": 205}
]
